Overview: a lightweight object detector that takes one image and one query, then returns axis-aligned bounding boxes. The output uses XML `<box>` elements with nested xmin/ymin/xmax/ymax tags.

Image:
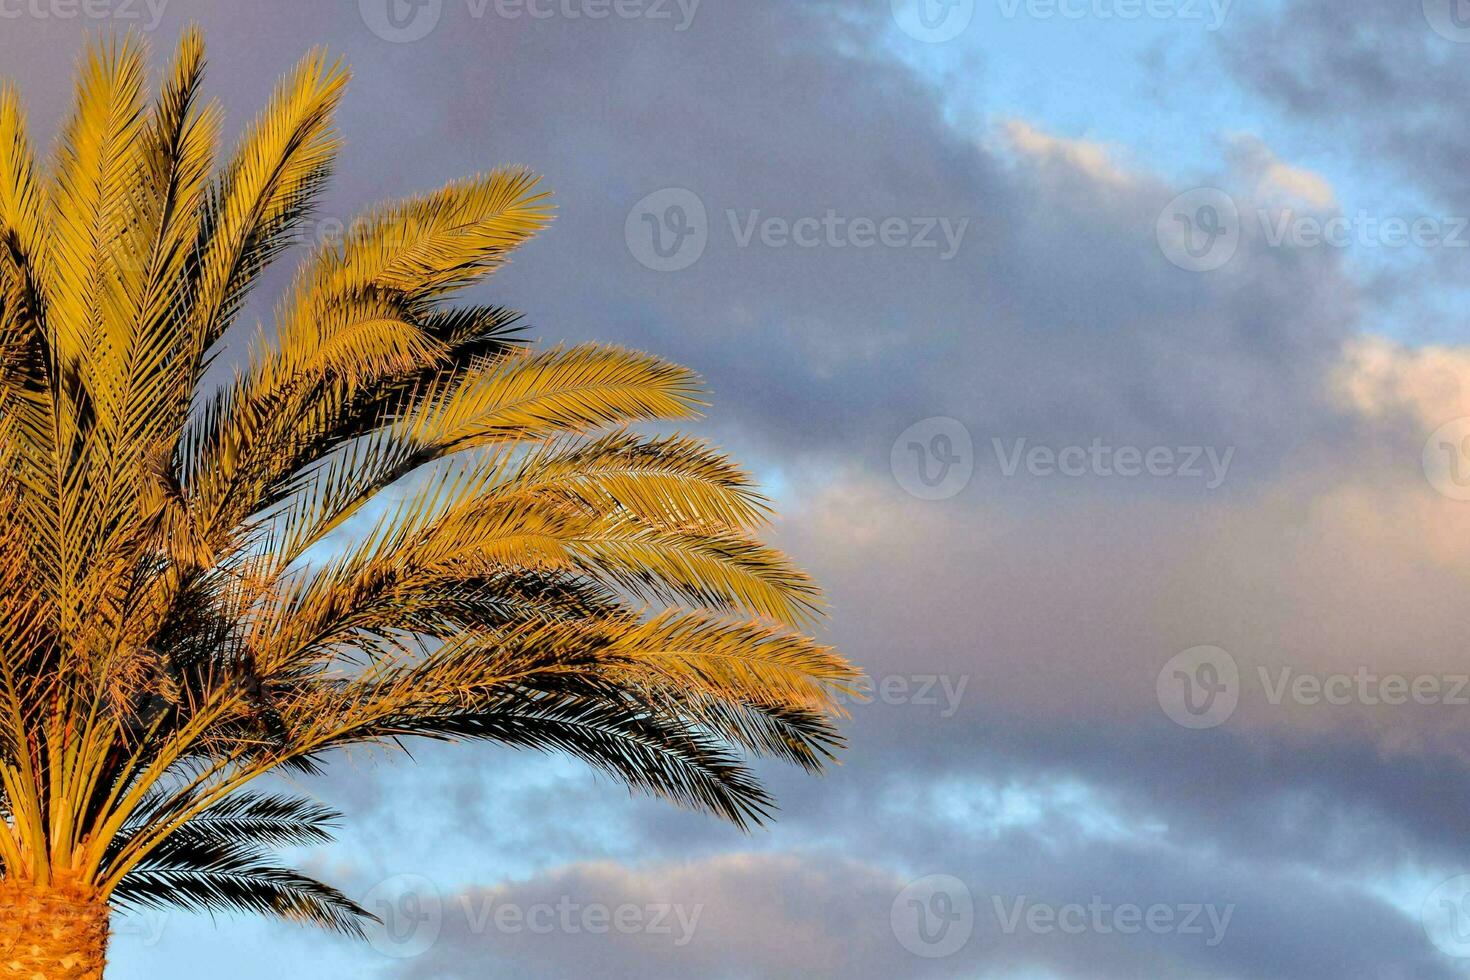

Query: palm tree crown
<box><xmin>0</xmin><ymin>27</ymin><xmax>858</xmax><ymax>957</ymax></box>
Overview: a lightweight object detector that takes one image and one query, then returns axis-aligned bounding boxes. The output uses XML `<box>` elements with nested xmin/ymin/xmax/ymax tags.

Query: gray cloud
<box><xmin>1222</xmin><ymin>0</ymin><xmax>1470</xmax><ymax>211</ymax></box>
<box><xmin>382</xmin><ymin>831</ymin><xmax>1454</xmax><ymax>980</ymax></box>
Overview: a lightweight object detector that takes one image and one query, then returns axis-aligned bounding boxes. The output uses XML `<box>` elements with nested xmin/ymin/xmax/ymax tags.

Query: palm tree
<box><xmin>0</xmin><ymin>29</ymin><xmax>858</xmax><ymax>977</ymax></box>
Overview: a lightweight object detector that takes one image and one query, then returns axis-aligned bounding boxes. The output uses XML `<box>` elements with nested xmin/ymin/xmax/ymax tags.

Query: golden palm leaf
<box><xmin>0</xmin><ymin>29</ymin><xmax>861</xmax><ymax>956</ymax></box>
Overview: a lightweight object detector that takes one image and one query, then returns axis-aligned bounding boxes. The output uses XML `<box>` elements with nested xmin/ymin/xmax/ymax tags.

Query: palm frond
<box><xmin>114</xmin><ymin>862</ymin><xmax>371</xmax><ymax>936</ymax></box>
<box><xmin>0</xmin><ymin>28</ymin><xmax>860</xmax><ymax>940</ymax></box>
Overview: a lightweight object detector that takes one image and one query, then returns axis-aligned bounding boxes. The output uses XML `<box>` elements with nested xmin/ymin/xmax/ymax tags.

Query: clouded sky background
<box><xmin>7</xmin><ymin>0</ymin><xmax>1470</xmax><ymax>976</ymax></box>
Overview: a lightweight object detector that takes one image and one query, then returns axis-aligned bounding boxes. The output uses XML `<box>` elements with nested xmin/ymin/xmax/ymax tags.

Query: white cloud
<box><xmin>1000</xmin><ymin>119</ymin><xmax>1135</xmax><ymax>187</ymax></box>
<box><xmin>1334</xmin><ymin>334</ymin><xmax>1470</xmax><ymax>430</ymax></box>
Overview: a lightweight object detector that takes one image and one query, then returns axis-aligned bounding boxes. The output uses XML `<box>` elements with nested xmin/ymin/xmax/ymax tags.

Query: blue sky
<box><xmin>9</xmin><ymin>0</ymin><xmax>1470</xmax><ymax>977</ymax></box>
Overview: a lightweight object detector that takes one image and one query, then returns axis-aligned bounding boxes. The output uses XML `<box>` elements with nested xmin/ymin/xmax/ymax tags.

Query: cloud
<box><xmin>1001</xmin><ymin>119</ymin><xmax>1135</xmax><ymax>187</ymax></box>
<box><xmin>1225</xmin><ymin>133</ymin><xmax>1336</xmax><ymax>210</ymax></box>
<box><xmin>385</xmin><ymin>818</ymin><xmax>1459</xmax><ymax>980</ymax></box>
<box><xmin>1222</xmin><ymin>0</ymin><xmax>1470</xmax><ymax>211</ymax></box>
<box><xmin>7</xmin><ymin>3</ymin><xmax>1470</xmax><ymax>978</ymax></box>
<box><xmin>1336</xmin><ymin>334</ymin><xmax>1470</xmax><ymax>430</ymax></box>
<box><xmin>394</xmin><ymin>854</ymin><xmax>909</xmax><ymax>980</ymax></box>
<box><xmin>303</xmin><ymin>4</ymin><xmax>1470</xmax><ymax>975</ymax></box>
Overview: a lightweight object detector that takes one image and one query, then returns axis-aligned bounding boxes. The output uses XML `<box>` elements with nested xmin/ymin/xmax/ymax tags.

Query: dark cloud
<box><xmin>445</xmin><ymin>0</ymin><xmax>1358</xmax><ymax>468</ymax></box>
<box><xmin>1222</xmin><ymin>0</ymin><xmax>1470</xmax><ymax>211</ymax></box>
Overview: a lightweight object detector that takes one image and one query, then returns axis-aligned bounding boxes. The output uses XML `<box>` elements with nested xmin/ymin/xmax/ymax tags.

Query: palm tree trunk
<box><xmin>0</xmin><ymin>878</ymin><xmax>108</xmax><ymax>979</ymax></box>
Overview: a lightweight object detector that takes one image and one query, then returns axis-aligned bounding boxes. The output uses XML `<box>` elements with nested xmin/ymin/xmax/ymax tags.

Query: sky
<box><xmin>6</xmin><ymin>0</ymin><xmax>1470</xmax><ymax>976</ymax></box>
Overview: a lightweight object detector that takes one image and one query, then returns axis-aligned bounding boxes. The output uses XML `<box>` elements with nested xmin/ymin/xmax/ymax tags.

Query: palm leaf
<box><xmin>0</xmin><ymin>29</ymin><xmax>861</xmax><ymax>941</ymax></box>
